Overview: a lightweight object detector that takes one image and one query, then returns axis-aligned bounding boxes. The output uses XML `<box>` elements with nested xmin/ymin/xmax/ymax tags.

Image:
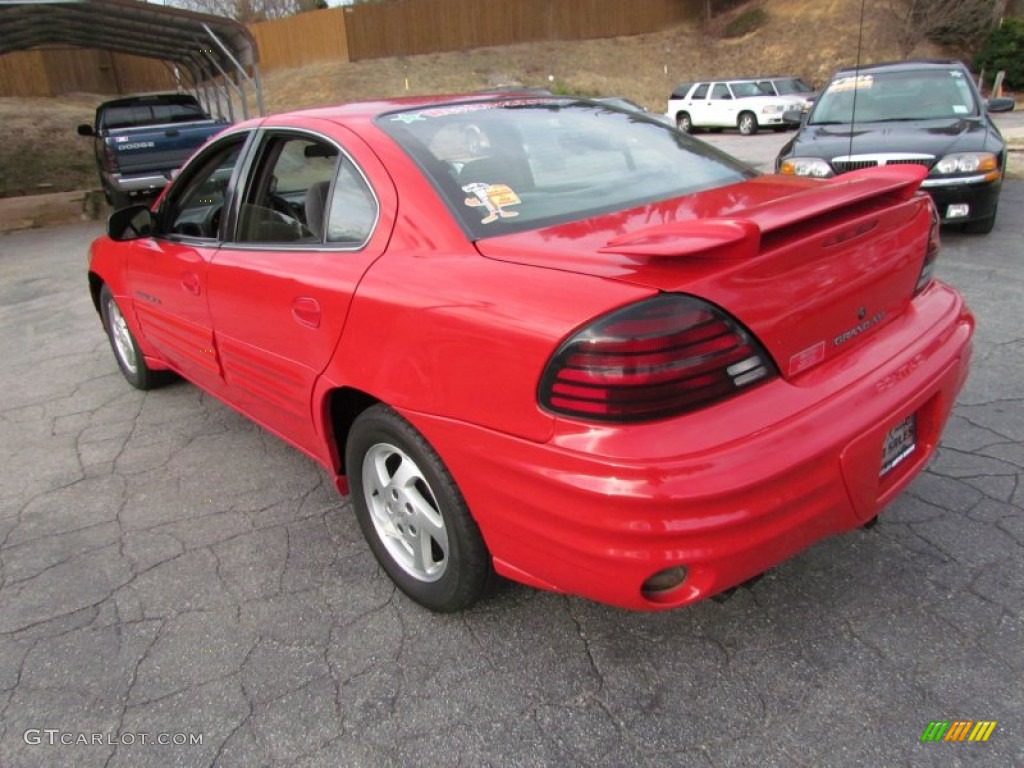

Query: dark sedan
<box><xmin>775</xmin><ymin>60</ymin><xmax>1015</xmax><ymax>234</ymax></box>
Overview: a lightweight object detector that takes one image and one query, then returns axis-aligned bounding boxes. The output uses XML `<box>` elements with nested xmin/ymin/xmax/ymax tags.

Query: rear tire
<box><xmin>738</xmin><ymin>111</ymin><xmax>758</xmax><ymax>135</ymax></box>
<box><xmin>676</xmin><ymin>112</ymin><xmax>693</xmax><ymax>133</ymax></box>
<box><xmin>346</xmin><ymin>404</ymin><xmax>494</xmax><ymax>612</ymax></box>
<box><xmin>105</xmin><ymin>186</ymin><xmax>132</xmax><ymax>210</ymax></box>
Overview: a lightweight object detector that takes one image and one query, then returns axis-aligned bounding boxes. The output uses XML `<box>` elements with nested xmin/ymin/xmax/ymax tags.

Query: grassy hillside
<box><xmin>0</xmin><ymin>0</ymin><xmax>964</xmax><ymax>197</ymax></box>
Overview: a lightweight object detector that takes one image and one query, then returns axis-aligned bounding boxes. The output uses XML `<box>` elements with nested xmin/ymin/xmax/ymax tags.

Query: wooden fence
<box><xmin>249</xmin><ymin>7</ymin><xmax>348</xmax><ymax>72</ymax></box>
<box><xmin>0</xmin><ymin>49</ymin><xmax>175</xmax><ymax>98</ymax></box>
<box><xmin>342</xmin><ymin>0</ymin><xmax>700</xmax><ymax>62</ymax></box>
<box><xmin>0</xmin><ymin>0</ymin><xmax>700</xmax><ymax>97</ymax></box>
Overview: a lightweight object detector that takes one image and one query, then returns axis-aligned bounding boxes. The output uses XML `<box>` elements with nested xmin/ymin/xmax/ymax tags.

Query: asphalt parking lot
<box><xmin>1</xmin><ymin>182</ymin><xmax>1022</xmax><ymax>767</ymax></box>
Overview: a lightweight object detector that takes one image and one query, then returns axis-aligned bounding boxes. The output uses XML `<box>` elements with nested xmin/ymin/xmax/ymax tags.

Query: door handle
<box><xmin>291</xmin><ymin>296</ymin><xmax>321</xmax><ymax>329</ymax></box>
<box><xmin>181</xmin><ymin>272</ymin><xmax>201</xmax><ymax>296</ymax></box>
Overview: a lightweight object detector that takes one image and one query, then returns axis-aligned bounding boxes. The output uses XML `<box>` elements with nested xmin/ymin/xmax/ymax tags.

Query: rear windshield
<box><xmin>101</xmin><ymin>101</ymin><xmax>209</xmax><ymax>130</ymax></box>
<box><xmin>377</xmin><ymin>99</ymin><xmax>753</xmax><ymax>239</ymax></box>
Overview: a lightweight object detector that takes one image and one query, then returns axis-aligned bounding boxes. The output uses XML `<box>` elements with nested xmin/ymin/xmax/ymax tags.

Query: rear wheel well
<box><xmin>326</xmin><ymin>387</ymin><xmax>379</xmax><ymax>475</ymax></box>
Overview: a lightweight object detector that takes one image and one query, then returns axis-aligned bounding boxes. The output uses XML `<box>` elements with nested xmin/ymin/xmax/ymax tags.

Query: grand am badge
<box><xmin>834</xmin><ymin>310</ymin><xmax>885</xmax><ymax>346</ymax></box>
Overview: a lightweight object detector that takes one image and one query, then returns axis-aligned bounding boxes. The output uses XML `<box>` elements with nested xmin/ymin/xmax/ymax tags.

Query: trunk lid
<box><xmin>474</xmin><ymin>166</ymin><xmax>934</xmax><ymax>379</ymax></box>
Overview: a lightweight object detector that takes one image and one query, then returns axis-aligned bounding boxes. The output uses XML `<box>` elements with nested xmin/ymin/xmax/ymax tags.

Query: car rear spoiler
<box><xmin>599</xmin><ymin>165</ymin><xmax>928</xmax><ymax>260</ymax></box>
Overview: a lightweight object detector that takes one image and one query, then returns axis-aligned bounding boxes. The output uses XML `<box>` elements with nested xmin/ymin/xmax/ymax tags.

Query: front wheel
<box><xmin>346</xmin><ymin>404</ymin><xmax>494</xmax><ymax>612</ymax></box>
<box><xmin>962</xmin><ymin>206</ymin><xmax>997</xmax><ymax>235</ymax></box>
<box><xmin>99</xmin><ymin>285</ymin><xmax>170</xmax><ymax>390</ymax></box>
<box><xmin>738</xmin><ymin>111</ymin><xmax>758</xmax><ymax>135</ymax></box>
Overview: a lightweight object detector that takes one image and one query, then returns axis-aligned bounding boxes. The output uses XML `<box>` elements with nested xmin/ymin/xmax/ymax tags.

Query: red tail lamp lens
<box><xmin>915</xmin><ymin>202</ymin><xmax>941</xmax><ymax>295</ymax></box>
<box><xmin>539</xmin><ymin>294</ymin><xmax>777</xmax><ymax>422</ymax></box>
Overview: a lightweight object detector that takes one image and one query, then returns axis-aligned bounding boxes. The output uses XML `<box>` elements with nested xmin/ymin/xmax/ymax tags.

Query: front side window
<box><xmin>237</xmin><ymin>135</ymin><xmax>338</xmax><ymax>244</ymax></box>
<box><xmin>379</xmin><ymin>99</ymin><xmax>753</xmax><ymax>240</ymax></box>
<box><xmin>234</xmin><ymin>132</ymin><xmax>378</xmax><ymax>248</ymax></box>
<box><xmin>159</xmin><ymin>134</ymin><xmax>247</xmax><ymax>240</ymax></box>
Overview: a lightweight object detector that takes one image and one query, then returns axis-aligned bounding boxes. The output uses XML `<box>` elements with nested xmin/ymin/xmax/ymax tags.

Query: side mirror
<box><xmin>986</xmin><ymin>97</ymin><xmax>1016</xmax><ymax>113</ymax></box>
<box><xmin>77</xmin><ymin>124</ymin><xmax>95</xmax><ymax>137</ymax></box>
<box><xmin>107</xmin><ymin>204</ymin><xmax>154</xmax><ymax>242</ymax></box>
<box><xmin>782</xmin><ymin>109</ymin><xmax>805</xmax><ymax>127</ymax></box>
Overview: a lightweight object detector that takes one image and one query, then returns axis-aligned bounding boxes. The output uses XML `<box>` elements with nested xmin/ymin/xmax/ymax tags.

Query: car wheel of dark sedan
<box><xmin>346</xmin><ymin>404</ymin><xmax>494</xmax><ymax>612</ymax></box>
<box><xmin>99</xmin><ymin>285</ymin><xmax>170</xmax><ymax>390</ymax></box>
<box><xmin>962</xmin><ymin>206</ymin><xmax>997</xmax><ymax>235</ymax></box>
<box><xmin>676</xmin><ymin>112</ymin><xmax>693</xmax><ymax>133</ymax></box>
<box><xmin>738</xmin><ymin>111</ymin><xmax>758</xmax><ymax>135</ymax></box>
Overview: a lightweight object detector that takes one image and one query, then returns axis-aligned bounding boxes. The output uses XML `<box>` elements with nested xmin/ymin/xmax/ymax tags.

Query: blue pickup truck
<box><xmin>77</xmin><ymin>93</ymin><xmax>228</xmax><ymax>208</ymax></box>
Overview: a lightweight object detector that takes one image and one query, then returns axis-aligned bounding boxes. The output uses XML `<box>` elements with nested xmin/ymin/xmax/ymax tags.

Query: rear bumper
<box><xmin>103</xmin><ymin>171</ymin><xmax>171</xmax><ymax>194</ymax></box>
<box><xmin>402</xmin><ymin>282</ymin><xmax>973</xmax><ymax>610</ymax></box>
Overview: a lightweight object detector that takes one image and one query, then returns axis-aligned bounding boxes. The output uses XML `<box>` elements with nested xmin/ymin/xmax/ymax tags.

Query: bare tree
<box><xmin>166</xmin><ymin>0</ymin><xmax>325</xmax><ymax>23</ymax></box>
<box><xmin>886</xmin><ymin>0</ymin><xmax>1002</xmax><ymax>57</ymax></box>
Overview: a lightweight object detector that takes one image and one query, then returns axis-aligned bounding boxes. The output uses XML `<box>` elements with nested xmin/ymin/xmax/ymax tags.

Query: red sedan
<box><xmin>87</xmin><ymin>93</ymin><xmax>974</xmax><ymax>612</ymax></box>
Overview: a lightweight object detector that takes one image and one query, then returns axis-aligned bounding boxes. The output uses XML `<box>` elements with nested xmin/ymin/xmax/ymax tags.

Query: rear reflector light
<box><xmin>101</xmin><ymin>144</ymin><xmax>118</xmax><ymax>173</ymax></box>
<box><xmin>539</xmin><ymin>294</ymin><xmax>777</xmax><ymax>422</ymax></box>
<box><xmin>915</xmin><ymin>202</ymin><xmax>940</xmax><ymax>295</ymax></box>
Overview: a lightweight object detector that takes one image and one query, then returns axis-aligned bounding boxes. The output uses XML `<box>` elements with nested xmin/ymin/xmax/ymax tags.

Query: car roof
<box><xmin>830</xmin><ymin>59</ymin><xmax>969</xmax><ymax>78</ymax></box>
<box><xmin>235</xmin><ymin>89</ymin><xmax>561</xmax><ymax>129</ymax></box>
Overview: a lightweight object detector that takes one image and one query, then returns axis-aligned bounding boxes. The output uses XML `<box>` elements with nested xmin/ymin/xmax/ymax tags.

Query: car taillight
<box><xmin>102</xmin><ymin>144</ymin><xmax>118</xmax><ymax>173</ymax></box>
<box><xmin>915</xmin><ymin>203</ymin><xmax>940</xmax><ymax>295</ymax></box>
<box><xmin>539</xmin><ymin>294</ymin><xmax>777</xmax><ymax>422</ymax></box>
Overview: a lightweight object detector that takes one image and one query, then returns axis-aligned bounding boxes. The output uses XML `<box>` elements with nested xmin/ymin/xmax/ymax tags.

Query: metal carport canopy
<box><xmin>0</xmin><ymin>0</ymin><xmax>264</xmax><ymax>120</ymax></box>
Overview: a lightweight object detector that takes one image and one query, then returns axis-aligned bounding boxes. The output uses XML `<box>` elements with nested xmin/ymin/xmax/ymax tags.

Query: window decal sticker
<box><xmin>462</xmin><ymin>183</ymin><xmax>521</xmax><ymax>224</ymax></box>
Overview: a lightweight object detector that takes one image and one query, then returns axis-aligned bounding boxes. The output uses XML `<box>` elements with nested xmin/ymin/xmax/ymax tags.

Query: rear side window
<box><xmin>670</xmin><ymin>83</ymin><xmax>695</xmax><ymax>99</ymax></box>
<box><xmin>691</xmin><ymin>83</ymin><xmax>709</xmax><ymax>99</ymax></box>
<box><xmin>379</xmin><ymin>99</ymin><xmax>753</xmax><ymax>240</ymax></box>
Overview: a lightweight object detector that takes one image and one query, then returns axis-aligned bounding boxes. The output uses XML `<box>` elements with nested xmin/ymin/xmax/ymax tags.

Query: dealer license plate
<box><xmin>880</xmin><ymin>413</ymin><xmax>916</xmax><ymax>476</ymax></box>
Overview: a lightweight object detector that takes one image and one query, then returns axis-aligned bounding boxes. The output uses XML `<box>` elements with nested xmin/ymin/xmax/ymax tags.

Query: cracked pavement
<box><xmin>1</xmin><ymin>183</ymin><xmax>1022</xmax><ymax>767</ymax></box>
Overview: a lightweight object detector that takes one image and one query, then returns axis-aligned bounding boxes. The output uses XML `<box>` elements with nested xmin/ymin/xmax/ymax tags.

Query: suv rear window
<box><xmin>378</xmin><ymin>98</ymin><xmax>753</xmax><ymax>239</ymax></box>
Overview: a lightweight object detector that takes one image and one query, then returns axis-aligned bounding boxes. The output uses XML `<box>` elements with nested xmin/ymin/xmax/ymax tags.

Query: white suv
<box><xmin>666</xmin><ymin>80</ymin><xmax>805</xmax><ymax>135</ymax></box>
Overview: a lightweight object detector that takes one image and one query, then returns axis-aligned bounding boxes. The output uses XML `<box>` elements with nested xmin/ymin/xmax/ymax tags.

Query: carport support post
<box><xmin>253</xmin><ymin>64</ymin><xmax>264</xmax><ymax>118</ymax></box>
<box><xmin>202</xmin><ymin>22</ymin><xmax>264</xmax><ymax>117</ymax></box>
<box><xmin>199</xmin><ymin>47</ymin><xmax>241</xmax><ymax>123</ymax></box>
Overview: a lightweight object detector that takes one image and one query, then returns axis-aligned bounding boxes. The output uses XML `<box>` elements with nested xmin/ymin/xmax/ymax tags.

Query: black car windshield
<box><xmin>809</xmin><ymin>69</ymin><xmax>979</xmax><ymax>125</ymax></box>
<box><xmin>378</xmin><ymin>99</ymin><xmax>753</xmax><ymax>239</ymax></box>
